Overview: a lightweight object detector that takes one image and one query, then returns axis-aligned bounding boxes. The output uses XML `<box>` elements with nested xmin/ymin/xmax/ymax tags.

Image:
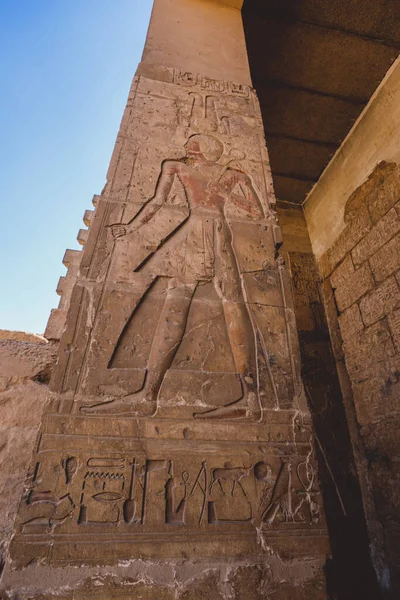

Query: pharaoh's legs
<box><xmin>194</xmin><ymin>220</ymin><xmax>261</xmax><ymax>420</ymax></box>
<box><xmin>139</xmin><ymin>278</ymin><xmax>196</xmax><ymax>402</ymax></box>
<box><xmin>81</xmin><ymin>278</ymin><xmax>196</xmax><ymax>415</ymax></box>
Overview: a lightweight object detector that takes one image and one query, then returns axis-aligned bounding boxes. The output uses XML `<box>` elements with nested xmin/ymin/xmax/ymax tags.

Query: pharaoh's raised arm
<box><xmin>111</xmin><ymin>160</ymin><xmax>179</xmax><ymax>239</ymax></box>
<box><xmin>227</xmin><ymin>170</ymin><xmax>265</xmax><ymax>219</ymax></box>
<box><xmin>153</xmin><ymin>160</ymin><xmax>179</xmax><ymax>204</ymax></box>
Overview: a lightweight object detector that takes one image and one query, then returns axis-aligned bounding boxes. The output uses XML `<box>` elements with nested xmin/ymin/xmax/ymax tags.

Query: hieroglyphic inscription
<box><xmin>173</xmin><ymin>69</ymin><xmax>254</xmax><ymax>99</ymax></box>
<box><xmin>17</xmin><ymin>453</ymin><xmax>321</xmax><ymax>534</ymax></box>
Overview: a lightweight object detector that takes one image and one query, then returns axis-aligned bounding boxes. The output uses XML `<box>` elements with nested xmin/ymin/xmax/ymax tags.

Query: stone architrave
<box><xmin>4</xmin><ymin>63</ymin><xmax>329</xmax><ymax>596</ymax></box>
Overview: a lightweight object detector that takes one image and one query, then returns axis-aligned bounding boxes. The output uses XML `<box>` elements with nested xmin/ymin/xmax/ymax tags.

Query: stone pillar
<box><xmin>1</xmin><ymin>2</ymin><xmax>329</xmax><ymax>597</ymax></box>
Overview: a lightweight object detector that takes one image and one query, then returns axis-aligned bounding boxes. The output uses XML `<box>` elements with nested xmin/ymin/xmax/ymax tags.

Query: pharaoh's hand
<box><xmin>110</xmin><ymin>224</ymin><xmax>127</xmax><ymax>239</ymax></box>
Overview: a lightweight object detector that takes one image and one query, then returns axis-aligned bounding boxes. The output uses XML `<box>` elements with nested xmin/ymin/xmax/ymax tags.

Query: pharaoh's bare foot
<box><xmin>80</xmin><ymin>391</ymin><xmax>157</xmax><ymax>416</ymax></box>
<box><xmin>193</xmin><ymin>393</ymin><xmax>261</xmax><ymax>421</ymax></box>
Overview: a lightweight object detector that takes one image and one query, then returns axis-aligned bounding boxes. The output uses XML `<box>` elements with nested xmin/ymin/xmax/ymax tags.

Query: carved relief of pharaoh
<box><xmin>82</xmin><ymin>134</ymin><xmax>272</xmax><ymax>419</ymax></box>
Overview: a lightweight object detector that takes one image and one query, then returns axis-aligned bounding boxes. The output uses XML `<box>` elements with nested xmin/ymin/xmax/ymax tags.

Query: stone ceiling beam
<box><xmin>243</xmin><ymin>0</ymin><xmax>399</xmax><ymax>204</ymax></box>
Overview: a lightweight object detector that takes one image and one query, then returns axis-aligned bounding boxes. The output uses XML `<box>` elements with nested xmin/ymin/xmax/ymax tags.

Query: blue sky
<box><xmin>0</xmin><ymin>0</ymin><xmax>153</xmax><ymax>333</ymax></box>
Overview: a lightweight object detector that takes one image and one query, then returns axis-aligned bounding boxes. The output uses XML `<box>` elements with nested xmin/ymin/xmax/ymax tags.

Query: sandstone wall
<box><xmin>0</xmin><ymin>332</ymin><xmax>58</xmax><ymax>569</ymax></box>
<box><xmin>304</xmin><ymin>56</ymin><xmax>400</xmax><ymax>597</ymax></box>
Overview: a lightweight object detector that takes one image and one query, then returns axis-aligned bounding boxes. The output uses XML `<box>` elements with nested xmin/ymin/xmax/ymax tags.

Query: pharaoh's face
<box><xmin>184</xmin><ymin>138</ymin><xmax>203</xmax><ymax>158</ymax></box>
<box><xmin>184</xmin><ymin>135</ymin><xmax>223</xmax><ymax>163</ymax></box>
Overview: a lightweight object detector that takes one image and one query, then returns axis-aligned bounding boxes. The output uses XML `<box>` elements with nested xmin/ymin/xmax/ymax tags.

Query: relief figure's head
<box><xmin>184</xmin><ymin>134</ymin><xmax>224</xmax><ymax>164</ymax></box>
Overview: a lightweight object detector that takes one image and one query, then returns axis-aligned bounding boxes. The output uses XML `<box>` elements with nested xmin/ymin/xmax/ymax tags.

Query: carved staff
<box><xmin>123</xmin><ymin>459</ymin><xmax>136</xmax><ymax>524</ymax></box>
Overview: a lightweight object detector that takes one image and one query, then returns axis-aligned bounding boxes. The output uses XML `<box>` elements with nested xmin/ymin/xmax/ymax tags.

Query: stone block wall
<box><xmin>301</xmin><ymin>54</ymin><xmax>400</xmax><ymax>597</ymax></box>
<box><xmin>277</xmin><ymin>202</ymin><xmax>381</xmax><ymax>600</ymax></box>
<box><xmin>318</xmin><ymin>162</ymin><xmax>400</xmax><ymax>594</ymax></box>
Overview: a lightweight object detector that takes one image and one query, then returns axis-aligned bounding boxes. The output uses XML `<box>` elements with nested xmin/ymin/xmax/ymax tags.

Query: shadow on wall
<box><xmin>286</xmin><ymin>249</ymin><xmax>382</xmax><ymax>600</ymax></box>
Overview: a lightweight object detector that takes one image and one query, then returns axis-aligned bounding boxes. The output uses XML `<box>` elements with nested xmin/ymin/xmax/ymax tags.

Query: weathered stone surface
<box><xmin>0</xmin><ymin>556</ymin><xmax>330</xmax><ymax>599</ymax></box>
<box><xmin>330</xmin><ymin>254</ymin><xmax>354</xmax><ymax>290</ymax></box>
<box><xmin>0</xmin><ymin>337</ymin><xmax>57</xmax><ymax>391</ymax></box>
<box><xmin>0</xmin><ymin>383</ymin><xmax>49</xmax><ymax>557</ymax></box>
<box><xmin>338</xmin><ymin>303</ymin><xmax>364</xmax><ymax>344</ymax></box>
<box><xmin>351</xmin><ymin>206</ymin><xmax>400</xmax><ymax>267</ymax></box>
<box><xmin>366</xmin><ymin>162</ymin><xmax>400</xmax><ymax>223</ymax></box>
<box><xmin>359</xmin><ymin>276</ymin><xmax>400</xmax><ymax>326</ymax></box>
<box><xmin>0</xmin><ymin>329</ymin><xmax>47</xmax><ymax>343</ymax></box>
<box><xmin>0</xmin><ymin>337</ymin><xmax>58</xmax><ymax>569</ymax></box>
<box><xmin>314</xmin><ymin>163</ymin><xmax>400</xmax><ymax>275</ymax></box>
<box><xmin>333</xmin><ymin>262</ymin><xmax>374</xmax><ymax>312</ymax></box>
<box><xmin>44</xmin><ymin>307</ymin><xmax>67</xmax><ymax>340</ymax></box>
<box><xmin>228</xmin><ymin>562</ymin><xmax>325</xmax><ymax>599</ymax></box>
<box><xmin>179</xmin><ymin>573</ymin><xmax>225</xmax><ymax>600</ymax></box>
<box><xmin>342</xmin><ymin>320</ymin><xmax>396</xmax><ymax>383</ymax></box>
<box><xmin>369</xmin><ymin>232</ymin><xmax>400</xmax><ymax>282</ymax></box>
<box><xmin>318</xmin><ymin>205</ymin><xmax>372</xmax><ymax>277</ymax></box>
<box><xmin>353</xmin><ymin>359</ymin><xmax>400</xmax><ymax>426</ymax></box>
<box><xmin>388</xmin><ymin>306</ymin><xmax>400</xmax><ymax>352</ymax></box>
<box><xmin>310</xmin><ymin>159</ymin><xmax>400</xmax><ymax>596</ymax></box>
